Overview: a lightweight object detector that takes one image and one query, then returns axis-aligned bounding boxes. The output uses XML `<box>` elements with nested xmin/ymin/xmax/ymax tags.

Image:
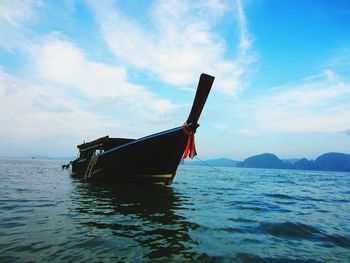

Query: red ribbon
<box><xmin>182</xmin><ymin>123</ymin><xmax>197</xmax><ymax>159</ymax></box>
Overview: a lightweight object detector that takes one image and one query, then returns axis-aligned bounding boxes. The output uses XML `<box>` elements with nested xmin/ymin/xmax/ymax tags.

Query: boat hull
<box><xmin>71</xmin><ymin>126</ymin><xmax>188</xmax><ymax>185</ymax></box>
<box><xmin>71</xmin><ymin>73</ymin><xmax>215</xmax><ymax>185</ymax></box>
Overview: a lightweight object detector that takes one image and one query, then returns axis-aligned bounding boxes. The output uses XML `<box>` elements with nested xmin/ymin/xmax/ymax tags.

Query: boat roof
<box><xmin>77</xmin><ymin>136</ymin><xmax>134</xmax><ymax>150</ymax></box>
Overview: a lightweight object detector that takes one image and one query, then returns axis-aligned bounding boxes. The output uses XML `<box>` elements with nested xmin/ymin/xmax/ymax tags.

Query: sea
<box><xmin>0</xmin><ymin>158</ymin><xmax>349</xmax><ymax>262</ymax></box>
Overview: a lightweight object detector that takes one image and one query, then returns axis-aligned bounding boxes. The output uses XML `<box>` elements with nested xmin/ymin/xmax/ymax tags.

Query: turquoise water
<box><xmin>0</xmin><ymin>158</ymin><xmax>349</xmax><ymax>262</ymax></box>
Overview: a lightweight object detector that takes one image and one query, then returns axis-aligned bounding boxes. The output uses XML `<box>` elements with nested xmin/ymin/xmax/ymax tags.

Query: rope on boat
<box><xmin>193</xmin><ymin>156</ymin><xmax>228</xmax><ymax>176</ymax></box>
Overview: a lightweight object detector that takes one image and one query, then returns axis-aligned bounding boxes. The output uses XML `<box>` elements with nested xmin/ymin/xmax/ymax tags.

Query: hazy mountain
<box><xmin>293</xmin><ymin>158</ymin><xmax>314</xmax><ymax>170</ymax></box>
<box><xmin>313</xmin><ymin>152</ymin><xmax>350</xmax><ymax>172</ymax></box>
<box><xmin>237</xmin><ymin>153</ymin><xmax>287</xmax><ymax>169</ymax></box>
<box><xmin>237</xmin><ymin>152</ymin><xmax>350</xmax><ymax>172</ymax></box>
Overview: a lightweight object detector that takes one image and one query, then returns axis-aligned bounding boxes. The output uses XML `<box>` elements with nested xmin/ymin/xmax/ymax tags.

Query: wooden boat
<box><xmin>71</xmin><ymin>73</ymin><xmax>215</xmax><ymax>185</ymax></box>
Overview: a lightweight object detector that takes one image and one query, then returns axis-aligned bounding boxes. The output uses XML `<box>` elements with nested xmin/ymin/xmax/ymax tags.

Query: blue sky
<box><xmin>0</xmin><ymin>0</ymin><xmax>349</xmax><ymax>160</ymax></box>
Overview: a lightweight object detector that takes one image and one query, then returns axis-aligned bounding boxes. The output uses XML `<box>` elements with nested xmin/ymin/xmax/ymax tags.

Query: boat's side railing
<box><xmin>80</xmin><ymin>143</ymin><xmax>104</xmax><ymax>153</ymax></box>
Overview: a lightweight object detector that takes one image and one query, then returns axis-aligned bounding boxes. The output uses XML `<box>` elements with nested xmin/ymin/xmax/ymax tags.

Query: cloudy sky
<box><xmin>0</xmin><ymin>0</ymin><xmax>349</xmax><ymax>160</ymax></box>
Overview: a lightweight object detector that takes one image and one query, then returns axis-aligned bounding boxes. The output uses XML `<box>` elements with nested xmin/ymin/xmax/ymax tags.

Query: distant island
<box><xmin>185</xmin><ymin>152</ymin><xmax>350</xmax><ymax>172</ymax></box>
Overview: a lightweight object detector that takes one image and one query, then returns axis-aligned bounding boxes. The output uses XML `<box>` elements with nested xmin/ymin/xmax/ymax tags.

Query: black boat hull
<box><xmin>72</xmin><ymin>126</ymin><xmax>188</xmax><ymax>185</ymax></box>
<box><xmin>71</xmin><ymin>73</ymin><xmax>215</xmax><ymax>185</ymax></box>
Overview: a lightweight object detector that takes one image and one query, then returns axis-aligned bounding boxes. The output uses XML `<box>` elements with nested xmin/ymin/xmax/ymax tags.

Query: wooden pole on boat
<box><xmin>186</xmin><ymin>73</ymin><xmax>215</xmax><ymax>127</ymax></box>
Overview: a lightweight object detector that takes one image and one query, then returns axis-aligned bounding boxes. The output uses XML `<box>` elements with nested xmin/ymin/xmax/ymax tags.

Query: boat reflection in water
<box><xmin>71</xmin><ymin>181</ymin><xmax>199</xmax><ymax>260</ymax></box>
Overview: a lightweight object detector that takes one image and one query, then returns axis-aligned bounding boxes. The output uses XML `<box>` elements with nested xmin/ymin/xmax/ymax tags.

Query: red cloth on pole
<box><xmin>182</xmin><ymin>124</ymin><xmax>197</xmax><ymax>159</ymax></box>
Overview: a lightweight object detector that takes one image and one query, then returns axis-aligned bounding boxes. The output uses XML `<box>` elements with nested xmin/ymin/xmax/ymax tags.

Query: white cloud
<box><xmin>0</xmin><ymin>0</ymin><xmax>257</xmax><ymax>156</ymax></box>
<box><xmin>32</xmin><ymin>37</ymin><xmax>179</xmax><ymax>118</ymax></box>
<box><xmin>34</xmin><ymin>37</ymin><xmax>129</xmax><ymax>98</ymax></box>
<box><xmin>0</xmin><ymin>36</ymin><xmax>187</xmax><ymax>156</ymax></box>
<box><xmin>0</xmin><ymin>68</ymin><xmax>179</xmax><ymax>156</ymax></box>
<box><xmin>0</xmin><ymin>0</ymin><xmax>40</xmax><ymax>51</ymax></box>
<box><xmin>88</xmin><ymin>0</ymin><xmax>254</xmax><ymax>95</ymax></box>
<box><xmin>254</xmin><ymin>71</ymin><xmax>350</xmax><ymax>133</ymax></box>
<box><xmin>236</xmin><ymin>0</ymin><xmax>251</xmax><ymax>51</ymax></box>
<box><xmin>0</xmin><ymin>70</ymin><xmax>112</xmax><ymax>143</ymax></box>
<box><xmin>0</xmin><ymin>0</ymin><xmax>37</xmax><ymax>25</ymax></box>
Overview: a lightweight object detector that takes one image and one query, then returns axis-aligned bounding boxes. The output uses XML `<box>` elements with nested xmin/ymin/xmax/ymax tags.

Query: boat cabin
<box><xmin>77</xmin><ymin>136</ymin><xmax>134</xmax><ymax>160</ymax></box>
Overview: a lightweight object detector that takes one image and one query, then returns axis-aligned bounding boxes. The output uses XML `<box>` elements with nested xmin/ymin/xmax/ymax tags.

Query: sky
<box><xmin>0</xmin><ymin>0</ymin><xmax>349</xmax><ymax>160</ymax></box>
